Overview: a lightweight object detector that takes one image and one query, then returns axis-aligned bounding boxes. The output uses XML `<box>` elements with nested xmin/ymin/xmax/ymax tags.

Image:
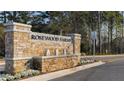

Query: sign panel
<box><xmin>31</xmin><ymin>33</ymin><xmax>72</xmax><ymax>42</ymax></box>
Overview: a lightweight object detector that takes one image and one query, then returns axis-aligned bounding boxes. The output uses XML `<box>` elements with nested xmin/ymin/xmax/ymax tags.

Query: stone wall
<box><xmin>4</xmin><ymin>22</ymin><xmax>81</xmax><ymax>74</ymax></box>
<box><xmin>31</xmin><ymin>32</ymin><xmax>73</xmax><ymax>56</ymax></box>
<box><xmin>5</xmin><ymin>59</ymin><xmax>30</xmax><ymax>74</ymax></box>
<box><xmin>4</xmin><ymin>22</ymin><xmax>32</xmax><ymax>74</ymax></box>
<box><xmin>32</xmin><ymin>55</ymin><xmax>80</xmax><ymax>73</ymax></box>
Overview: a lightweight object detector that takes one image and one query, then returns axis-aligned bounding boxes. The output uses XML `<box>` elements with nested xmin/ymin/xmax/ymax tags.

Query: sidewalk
<box><xmin>21</xmin><ymin>61</ymin><xmax>105</xmax><ymax>81</ymax></box>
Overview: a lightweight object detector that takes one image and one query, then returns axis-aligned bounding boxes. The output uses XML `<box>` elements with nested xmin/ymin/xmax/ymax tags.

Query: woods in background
<box><xmin>0</xmin><ymin>11</ymin><xmax>124</xmax><ymax>56</ymax></box>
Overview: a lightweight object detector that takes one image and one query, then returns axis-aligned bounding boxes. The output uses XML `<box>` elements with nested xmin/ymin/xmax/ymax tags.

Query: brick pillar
<box><xmin>68</xmin><ymin>34</ymin><xmax>81</xmax><ymax>55</ymax></box>
<box><xmin>4</xmin><ymin>22</ymin><xmax>32</xmax><ymax>74</ymax></box>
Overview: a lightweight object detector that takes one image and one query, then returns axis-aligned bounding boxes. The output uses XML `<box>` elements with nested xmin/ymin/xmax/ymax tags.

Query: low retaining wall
<box><xmin>32</xmin><ymin>55</ymin><xmax>80</xmax><ymax>73</ymax></box>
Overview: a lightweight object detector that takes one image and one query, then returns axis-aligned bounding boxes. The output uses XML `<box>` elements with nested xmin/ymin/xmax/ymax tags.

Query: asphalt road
<box><xmin>51</xmin><ymin>58</ymin><xmax>124</xmax><ymax>81</ymax></box>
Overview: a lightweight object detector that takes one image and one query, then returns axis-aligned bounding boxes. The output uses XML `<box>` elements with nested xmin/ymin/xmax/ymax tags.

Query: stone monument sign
<box><xmin>4</xmin><ymin>22</ymin><xmax>81</xmax><ymax>74</ymax></box>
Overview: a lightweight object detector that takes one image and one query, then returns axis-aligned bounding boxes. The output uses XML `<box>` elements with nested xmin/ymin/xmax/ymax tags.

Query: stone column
<box><xmin>68</xmin><ymin>34</ymin><xmax>81</xmax><ymax>55</ymax></box>
<box><xmin>4</xmin><ymin>22</ymin><xmax>32</xmax><ymax>74</ymax></box>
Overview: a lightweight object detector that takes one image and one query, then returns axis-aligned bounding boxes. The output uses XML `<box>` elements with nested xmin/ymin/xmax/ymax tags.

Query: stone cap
<box><xmin>32</xmin><ymin>54</ymin><xmax>80</xmax><ymax>59</ymax></box>
<box><xmin>4</xmin><ymin>22</ymin><xmax>32</xmax><ymax>32</ymax></box>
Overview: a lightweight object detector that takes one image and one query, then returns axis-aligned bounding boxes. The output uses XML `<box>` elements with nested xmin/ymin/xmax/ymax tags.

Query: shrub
<box><xmin>14</xmin><ymin>73</ymin><xmax>21</xmax><ymax>80</ymax></box>
<box><xmin>80</xmin><ymin>59</ymin><xmax>95</xmax><ymax>65</ymax></box>
<box><xmin>80</xmin><ymin>60</ymin><xmax>87</xmax><ymax>64</ymax></box>
<box><xmin>20</xmin><ymin>71</ymin><xmax>29</xmax><ymax>78</ymax></box>
<box><xmin>1</xmin><ymin>74</ymin><xmax>15</xmax><ymax>81</ymax></box>
<box><xmin>27</xmin><ymin>70</ymin><xmax>33</xmax><ymax>76</ymax></box>
<box><xmin>1</xmin><ymin>70</ymin><xmax>41</xmax><ymax>81</ymax></box>
<box><xmin>2</xmin><ymin>77</ymin><xmax>7</xmax><ymax>81</ymax></box>
<box><xmin>20</xmin><ymin>70</ymin><xmax>40</xmax><ymax>78</ymax></box>
<box><xmin>6</xmin><ymin>75</ymin><xmax>15</xmax><ymax>81</ymax></box>
<box><xmin>31</xmin><ymin>70</ymin><xmax>40</xmax><ymax>76</ymax></box>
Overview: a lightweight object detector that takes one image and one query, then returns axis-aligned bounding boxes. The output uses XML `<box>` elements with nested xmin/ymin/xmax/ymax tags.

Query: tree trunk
<box><xmin>98</xmin><ymin>11</ymin><xmax>102</xmax><ymax>54</ymax></box>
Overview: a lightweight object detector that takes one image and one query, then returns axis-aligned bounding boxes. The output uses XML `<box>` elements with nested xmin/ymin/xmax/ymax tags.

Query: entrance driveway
<box><xmin>51</xmin><ymin>58</ymin><xmax>124</xmax><ymax>81</ymax></box>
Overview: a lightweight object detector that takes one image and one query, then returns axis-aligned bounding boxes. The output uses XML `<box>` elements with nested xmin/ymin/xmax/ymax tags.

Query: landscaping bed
<box><xmin>0</xmin><ymin>70</ymin><xmax>40</xmax><ymax>81</ymax></box>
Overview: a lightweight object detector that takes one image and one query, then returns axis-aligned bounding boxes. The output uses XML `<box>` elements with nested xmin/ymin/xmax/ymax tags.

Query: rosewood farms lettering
<box><xmin>31</xmin><ymin>34</ymin><xmax>72</xmax><ymax>42</ymax></box>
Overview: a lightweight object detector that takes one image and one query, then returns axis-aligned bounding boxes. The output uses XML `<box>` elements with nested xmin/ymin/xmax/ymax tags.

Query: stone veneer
<box><xmin>42</xmin><ymin>56</ymin><xmax>79</xmax><ymax>73</ymax></box>
<box><xmin>4</xmin><ymin>22</ymin><xmax>81</xmax><ymax>74</ymax></box>
<box><xmin>33</xmin><ymin>55</ymin><xmax>80</xmax><ymax>73</ymax></box>
<box><xmin>31</xmin><ymin>32</ymin><xmax>74</xmax><ymax>56</ymax></box>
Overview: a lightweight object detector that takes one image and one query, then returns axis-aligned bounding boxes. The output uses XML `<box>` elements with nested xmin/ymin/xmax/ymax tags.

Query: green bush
<box><xmin>27</xmin><ymin>70</ymin><xmax>33</xmax><ymax>76</ymax></box>
<box><xmin>20</xmin><ymin>71</ymin><xmax>29</xmax><ymax>78</ymax></box>
<box><xmin>1</xmin><ymin>74</ymin><xmax>15</xmax><ymax>81</ymax></box>
<box><xmin>31</xmin><ymin>70</ymin><xmax>40</xmax><ymax>76</ymax></box>
<box><xmin>14</xmin><ymin>73</ymin><xmax>21</xmax><ymax>80</ymax></box>
<box><xmin>80</xmin><ymin>59</ymin><xmax>95</xmax><ymax>65</ymax></box>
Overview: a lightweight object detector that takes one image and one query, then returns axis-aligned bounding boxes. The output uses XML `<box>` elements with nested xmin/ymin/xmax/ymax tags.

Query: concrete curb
<box><xmin>81</xmin><ymin>55</ymin><xmax>124</xmax><ymax>58</ymax></box>
<box><xmin>21</xmin><ymin>61</ymin><xmax>105</xmax><ymax>81</ymax></box>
